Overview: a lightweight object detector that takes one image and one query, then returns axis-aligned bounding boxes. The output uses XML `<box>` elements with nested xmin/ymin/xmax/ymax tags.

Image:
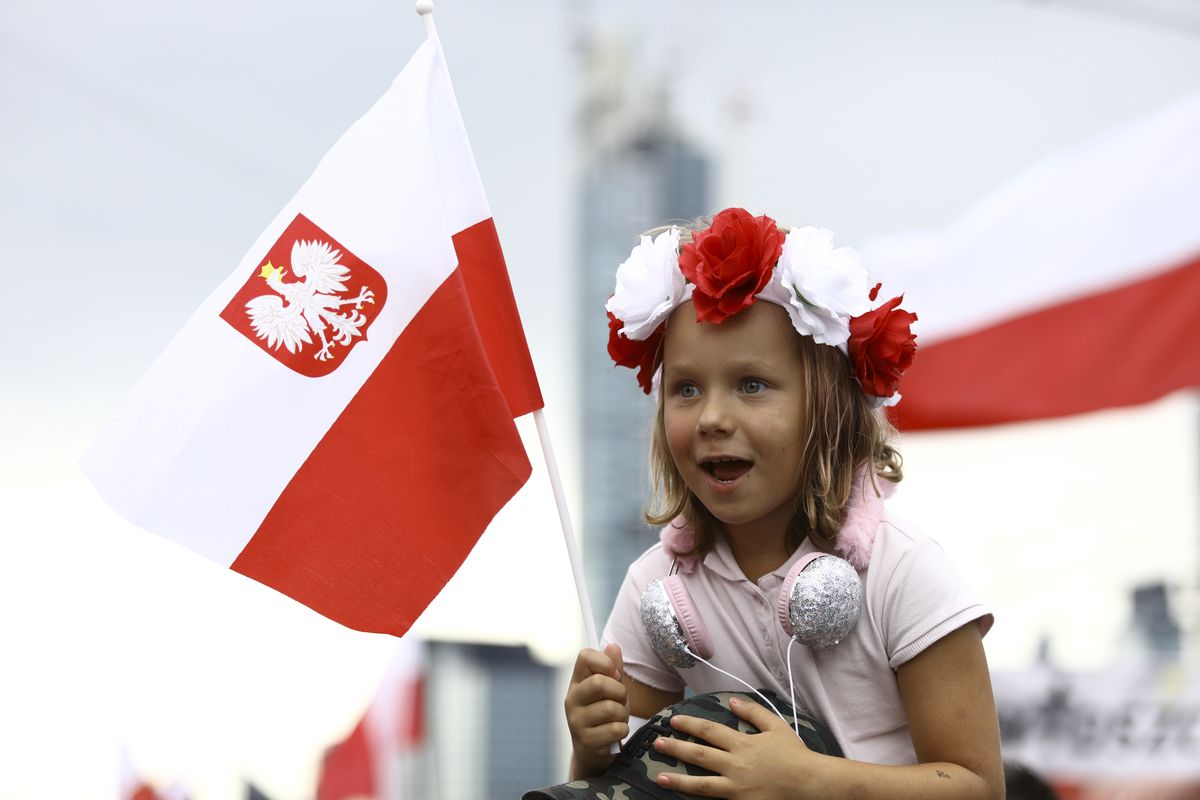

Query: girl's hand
<box><xmin>564</xmin><ymin>643</ymin><xmax>629</xmax><ymax>778</ymax></box>
<box><xmin>652</xmin><ymin>697</ymin><xmax>822</xmax><ymax>800</ymax></box>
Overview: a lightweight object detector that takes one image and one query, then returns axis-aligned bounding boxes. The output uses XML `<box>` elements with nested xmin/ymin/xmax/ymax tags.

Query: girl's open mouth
<box><xmin>702</xmin><ymin>457</ymin><xmax>753</xmax><ymax>483</ymax></box>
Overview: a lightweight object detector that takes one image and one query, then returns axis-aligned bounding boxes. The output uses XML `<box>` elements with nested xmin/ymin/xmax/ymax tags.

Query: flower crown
<box><xmin>604</xmin><ymin>207</ymin><xmax>917</xmax><ymax>406</ymax></box>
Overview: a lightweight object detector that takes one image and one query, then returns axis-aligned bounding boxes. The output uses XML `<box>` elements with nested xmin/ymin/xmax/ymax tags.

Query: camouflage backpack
<box><xmin>523</xmin><ymin>690</ymin><xmax>842</xmax><ymax>800</ymax></box>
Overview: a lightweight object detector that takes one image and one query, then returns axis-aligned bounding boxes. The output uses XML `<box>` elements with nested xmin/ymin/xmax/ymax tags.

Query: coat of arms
<box><xmin>221</xmin><ymin>214</ymin><xmax>387</xmax><ymax>377</ymax></box>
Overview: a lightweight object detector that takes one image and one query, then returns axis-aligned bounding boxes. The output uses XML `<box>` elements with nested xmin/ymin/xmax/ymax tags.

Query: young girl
<box><xmin>564</xmin><ymin>208</ymin><xmax>1003</xmax><ymax>798</ymax></box>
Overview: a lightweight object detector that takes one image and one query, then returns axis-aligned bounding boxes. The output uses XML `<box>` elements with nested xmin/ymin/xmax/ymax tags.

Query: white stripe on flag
<box><xmin>862</xmin><ymin>91</ymin><xmax>1200</xmax><ymax>344</ymax></box>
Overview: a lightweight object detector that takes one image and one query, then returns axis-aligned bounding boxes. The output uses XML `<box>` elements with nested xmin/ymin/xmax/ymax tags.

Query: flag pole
<box><xmin>416</xmin><ymin>0</ymin><xmax>437</xmax><ymax>38</ymax></box>
<box><xmin>413</xmin><ymin>0</ymin><xmax>602</xmax><ymax>653</ymax></box>
<box><xmin>529</xmin><ymin>414</ymin><xmax>617</xmax><ymax>755</ymax></box>
<box><xmin>533</xmin><ymin>409</ymin><xmax>602</xmax><ymax>650</ymax></box>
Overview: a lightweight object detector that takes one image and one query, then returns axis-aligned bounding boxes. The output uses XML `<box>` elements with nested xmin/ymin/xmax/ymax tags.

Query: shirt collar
<box><xmin>703</xmin><ymin>531</ymin><xmax>817</xmax><ymax>585</ymax></box>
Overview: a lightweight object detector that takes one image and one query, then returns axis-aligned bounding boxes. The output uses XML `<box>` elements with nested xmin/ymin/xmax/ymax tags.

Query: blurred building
<box><xmin>425</xmin><ymin>642</ymin><xmax>558</xmax><ymax>800</ymax></box>
<box><xmin>318</xmin><ymin>639</ymin><xmax>558</xmax><ymax>800</ymax></box>
<box><xmin>576</xmin><ymin>34</ymin><xmax>711</xmax><ymax>623</ymax></box>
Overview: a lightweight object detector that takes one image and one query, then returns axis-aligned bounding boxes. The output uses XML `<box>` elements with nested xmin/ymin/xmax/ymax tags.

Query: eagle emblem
<box><xmin>248</xmin><ymin>240</ymin><xmax>375</xmax><ymax>362</ymax></box>
<box><xmin>221</xmin><ymin>213</ymin><xmax>387</xmax><ymax>377</ymax></box>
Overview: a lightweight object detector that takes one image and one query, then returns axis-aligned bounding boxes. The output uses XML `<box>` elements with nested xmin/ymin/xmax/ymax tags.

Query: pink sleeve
<box><xmin>876</xmin><ymin>536</ymin><xmax>993</xmax><ymax>670</ymax></box>
<box><xmin>600</xmin><ymin>546</ymin><xmax>686</xmax><ymax>693</ymax></box>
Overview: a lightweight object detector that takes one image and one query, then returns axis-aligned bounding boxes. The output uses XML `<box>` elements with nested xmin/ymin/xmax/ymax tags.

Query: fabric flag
<box><xmin>317</xmin><ymin>638</ymin><xmax>427</xmax><ymax>800</ymax></box>
<box><xmin>82</xmin><ymin>36</ymin><xmax>543</xmax><ymax>636</ymax></box>
<box><xmin>861</xmin><ymin>91</ymin><xmax>1200</xmax><ymax>430</ymax></box>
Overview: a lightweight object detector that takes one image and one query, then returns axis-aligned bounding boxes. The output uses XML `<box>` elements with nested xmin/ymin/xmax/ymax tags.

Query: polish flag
<box><xmin>317</xmin><ymin>638</ymin><xmax>427</xmax><ymax>800</ymax></box>
<box><xmin>863</xmin><ymin>91</ymin><xmax>1200</xmax><ymax>430</ymax></box>
<box><xmin>82</xmin><ymin>36</ymin><xmax>542</xmax><ymax>636</ymax></box>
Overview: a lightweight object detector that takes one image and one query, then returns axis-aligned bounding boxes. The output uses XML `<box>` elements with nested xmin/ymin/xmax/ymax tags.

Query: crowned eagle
<box><xmin>245</xmin><ymin>239</ymin><xmax>375</xmax><ymax>362</ymax></box>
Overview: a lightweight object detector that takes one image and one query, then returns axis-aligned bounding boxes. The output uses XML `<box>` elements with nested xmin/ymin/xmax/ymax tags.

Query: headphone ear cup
<box><xmin>777</xmin><ymin>552</ymin><xmax>826</xmax><ymax>637</ymax></box>
<box><xmin>662</xmin><ymin>575</ymin><xmax>714</xmax><ymax>660</ymax></box>
<box><xmin>640</xmin><ymin>576</ymin><xmax>714</xmax><ymax>668</ymax></box>
<box><xmin>777</xmin><ymin>553</ymin><xmax>863</xmax><ymax>648</ymax></box>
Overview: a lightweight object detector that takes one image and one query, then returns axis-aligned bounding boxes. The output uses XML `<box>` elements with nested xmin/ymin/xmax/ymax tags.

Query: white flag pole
<box><xmin>416</xmin><ymin>0</ymin><xmax>437</xmax><ymax>38</ymax></box>
<box><xmin>533</xmin><ymin>409</ymin><xmax>601</xmax><ymax>650</ymax></box>
<box><xmin>532</xmin><ymin>411</ymin><xmax>619</xmax><ymax>754</ymax></box>
<box><xmin>414</xmin><ymin>0</ymin><xmax>602</xmax><ymax>652</ymax></box>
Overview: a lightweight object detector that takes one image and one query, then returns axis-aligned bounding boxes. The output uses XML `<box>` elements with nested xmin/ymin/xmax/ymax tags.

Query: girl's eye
<box><xmin>677</xmin><ymin>383</ymin><xmax>699</xmax><ymax>399</ymax></box>
<box><xmin>741</xmin><ymin>378</ymin><xmax>766</xmax><ymax>395</ymax></box>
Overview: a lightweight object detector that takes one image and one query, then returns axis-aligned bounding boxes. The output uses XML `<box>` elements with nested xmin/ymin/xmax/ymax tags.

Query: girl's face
<box><xmin>661</xmin><ymin>301</ymin><xmax>808</xmax><ymax>543</ymax></box>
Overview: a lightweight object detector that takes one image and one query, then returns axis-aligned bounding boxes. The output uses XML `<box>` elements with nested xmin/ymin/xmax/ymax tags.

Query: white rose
<box><xmin>605</xmin><ymin>227</ymin><xmax>689</xmax><ymax>341</ymax></box>
<box><xmin>758</xmin><ymin>226</ymin><xmax>873</xmax><ymax>347</ymax></box>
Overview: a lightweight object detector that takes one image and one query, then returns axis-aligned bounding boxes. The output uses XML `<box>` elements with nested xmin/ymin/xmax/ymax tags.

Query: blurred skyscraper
<box><xmin>576</xmin><ymin>35</ymin><xmax>710</xmax><ymax>626</ymax></box>
<box><xmin>426</xmin><ymin>641</ymin><xmax>557</xmax><ymax>800</ymax></box>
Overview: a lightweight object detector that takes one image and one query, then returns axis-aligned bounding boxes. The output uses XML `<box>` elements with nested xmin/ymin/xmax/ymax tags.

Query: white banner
<box><xmin>994</xmin><ymin>664</ymin><xmax>1200</xmax><ymax>779</ymax></box>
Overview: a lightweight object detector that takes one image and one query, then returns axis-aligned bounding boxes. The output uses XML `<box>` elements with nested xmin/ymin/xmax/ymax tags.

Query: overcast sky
<box><xmin>2</xmin><ymin>1</ymin><xmax>1199</xmax><ymax>798</ymax></box>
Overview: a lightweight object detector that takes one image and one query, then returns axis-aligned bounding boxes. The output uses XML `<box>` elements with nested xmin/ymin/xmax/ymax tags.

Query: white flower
<box><xmin>605</xmin><ymin>227</ymin><xmax>690</xmax><ymax>341</ymax></box>
<box><xmin>872</xmin><ymin>392</ymin><xmax>901</xmax><ymax>408</ymax></box>
<box><xmin>757</xmin><ymin>226</ymin><xmax>873</xmax><ymax>347</ymax></box>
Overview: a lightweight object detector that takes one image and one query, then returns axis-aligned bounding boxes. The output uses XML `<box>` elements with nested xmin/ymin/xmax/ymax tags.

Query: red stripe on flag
<box><xmin>890</xmin><ymin>254</ymin><xmax>1200</xmax><ymax>430</ymax></box>
<box><xmin>231</xmin><ymin>266</ymin><xmax>532</xmax><ymax>635</ymax></box>
<box><xmin>454</xmin><ymin>218</ymin><xmax>544</xmax><ymax>417</ymax></box>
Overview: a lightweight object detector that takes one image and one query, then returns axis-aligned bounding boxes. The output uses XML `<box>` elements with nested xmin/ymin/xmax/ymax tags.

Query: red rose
<box><xmin>848</xmin><ymin>294</ymin><xmax>918</xmax><ymax>398</ymax></box>
<box><xmin>678</xmin><ymin>208</ymin><xmax>784</xmax><ymax>324</ymax></box>
<box><xmin>607</xmin><ymin>311</ymin><xmax>664</xmax><ymax>394</ymax></box>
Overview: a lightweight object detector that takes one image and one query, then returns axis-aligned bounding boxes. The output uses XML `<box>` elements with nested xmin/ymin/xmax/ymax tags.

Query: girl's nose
<box><xmin>697</xmin><ymin>393</ymin><xmax>734</xmax><ymax>435</ymax></box>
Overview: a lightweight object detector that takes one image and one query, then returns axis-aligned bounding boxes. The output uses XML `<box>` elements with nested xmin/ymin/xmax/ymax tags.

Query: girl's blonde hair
<box><xmin>643</xmin><ymin>220</ymin><xmax>903</xmax><ymax>556</ymax></box>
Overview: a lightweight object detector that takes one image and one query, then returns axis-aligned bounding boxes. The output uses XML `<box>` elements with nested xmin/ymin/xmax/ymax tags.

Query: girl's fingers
<box><xmin>655</xmin><ymin>771</ymin><xmax>733</xmax><ymax>797</ymax></box>
<box><xmin>572</xmin><ymin>699</ymin><xmax>628</xmax><ymax>730</ymax></box>
<box><xmin>579</xmin><ymin>719</ymin><xmax>629</xmax><ymax>750</ymax></box>
<box><xmin>653</xmin><ymin>727</ymin><xmax>730</xmax><ymax>772</ymax></box>
<box><xmin>667</xmin><ymin>714</ymin><xmax>740</xmax><ymax>750</ymax></box>
<box><xmin>728</xmin><ymin>696</ymin><xmax>793</xmax><ymax>734</ymax></box>
<box><xmin>603</xmin><ymin>642</ymin><xmax>624</xmax><ymax>681</ymax></box>
<box><xmin>569</xmin><ymin>672</ymin><xmax>628</xmax><ymax>706</ymax></box>
<box><xmin>570</xmin><ymin>648</ymin><xmax>618</xmax><ymax>683</ymax></box>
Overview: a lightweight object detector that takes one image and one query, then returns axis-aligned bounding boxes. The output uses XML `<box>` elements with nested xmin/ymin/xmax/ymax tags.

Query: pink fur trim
<box><xmin>836</xmin><ymin>467</ymin><xmax>893</xmax><ymax>569</ymax></box>
<box><xmin>660</xmin><ymin>517</ymin><xmax>700</xmax><ymax>574</ymax></box>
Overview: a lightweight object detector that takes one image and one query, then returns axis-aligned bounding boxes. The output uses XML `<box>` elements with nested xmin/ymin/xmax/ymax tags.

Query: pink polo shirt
<box><xmin>601</xmin><ymin>515</ymin><xmax>993</xmax><ymax>765</ymax></box>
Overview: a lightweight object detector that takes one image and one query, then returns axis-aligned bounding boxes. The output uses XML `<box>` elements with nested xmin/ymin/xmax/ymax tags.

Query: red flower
<box><xmin>848</xmin><ymin>294</ymin><xmax>918</xmax><ymax>398</ymax></box>
<box><xmin>607</xmin><ymin>311</ymin><xmax>664</xmax><ymax>394</ymax></box>
<box><xmin>678</xmin><ymin>208</ymin><xmax>784</xmax><ymax>324</ymax></box>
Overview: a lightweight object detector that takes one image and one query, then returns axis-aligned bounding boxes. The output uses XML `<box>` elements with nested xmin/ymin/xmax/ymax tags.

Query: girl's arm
<box><xmin>892</xmin><ymin>619</ymin><xmax>1004</xmax><ymax>797</ymax></box>
<box><xmin>627</xmin><ymin>673</ymin><xmax>684</xmax><ymax>720</ymax></box>
<box><xmin>652</xmin><ymin>622</ymin><xmax>1004</xmax><ymax>800</ymax></box>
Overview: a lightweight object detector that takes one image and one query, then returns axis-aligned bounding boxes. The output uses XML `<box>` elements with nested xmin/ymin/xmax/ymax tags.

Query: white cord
<box><xmin>786</xmin><ymin>638</ymin><xmax>800</xmax><ymax>736</ymax></box>
<box><xmin>682</xmin><ymin>646</ymin><xmax>796</xmax><ymax>736</ymax></box>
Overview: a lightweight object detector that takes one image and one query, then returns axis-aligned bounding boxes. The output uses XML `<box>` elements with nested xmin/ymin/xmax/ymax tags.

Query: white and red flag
<box><xmin>82</xmin><ymin>37</ymin><xmax>542</xmax><ymax>636</ymax></box>
<box><xmin>316</xmin><ymin>638</ymin><xmax>427</xmax><ymax>800</ymax></box>
<box><xmin>863</xmin><ymin>91</ymin><xmax>1200</xmax><ymax>429</ymax></box>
